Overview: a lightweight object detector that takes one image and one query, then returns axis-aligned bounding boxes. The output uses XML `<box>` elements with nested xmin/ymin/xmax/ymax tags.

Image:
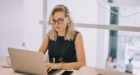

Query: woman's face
<box><xmin>108</xmin><ymin>57</ymin><xmax>113</xmax><ymax>62</ymax></box>
<box><xmin>52</xmin><ymin>11</ymin><xmax>68</xmax><ymax>33</ymax></box>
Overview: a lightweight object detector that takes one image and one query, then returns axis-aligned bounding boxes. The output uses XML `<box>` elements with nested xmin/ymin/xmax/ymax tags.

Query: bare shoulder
<box><xmin>76</xmin><ymin>33</ymin><xmax>83</xmax><ymax>40</ymax></box>
<box><xmin>75</xmin><ymin>33</ymin><xmax>83</xmax><ymax>44</ymax></box>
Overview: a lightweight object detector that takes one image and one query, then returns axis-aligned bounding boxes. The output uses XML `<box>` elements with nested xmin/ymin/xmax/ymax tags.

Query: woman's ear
<box><xmin>67</xmin><ymin>16</ymin><xmax>71</xmax><ymax>23</ymax></box>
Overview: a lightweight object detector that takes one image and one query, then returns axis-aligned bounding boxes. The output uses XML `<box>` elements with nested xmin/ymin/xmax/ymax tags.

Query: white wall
<box><xmin>47</xmin><ymin>0</ymin><xmax>98</xmax><ymax>24</ymax></box>
<box><xmin>119</xmin><ymin>6</ymin><xmax>140</xmax><ymax>27</ymax></box>
<box><xmin>96</xmin><ymin>0</ymin><xmax>110</xmax><ymax>68</ymax></box>
<box><xmin>0</xmin><ymin>0</ymin><xmax>43</xmax><ymax>57</ymax></box>
<box><xmin>23</xmin><ymin>0</ymin><xmax>43</xmax><ymax>51</ymax></box>
<box><xmin>0</xmin><ymin>0</ymin><xmax>24</xmax><ymax>57</ymax></box>
<box><xmin>111</xmin><ymin>0</ymin><xmax>140</xmax><ymax>6</ymax></box>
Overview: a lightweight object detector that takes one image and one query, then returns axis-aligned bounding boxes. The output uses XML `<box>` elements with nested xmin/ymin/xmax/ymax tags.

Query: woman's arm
<box><xmin>38</xmin><ymin>31</ymin><xmax>50</xmax><ymax>54</ymax></box>
<box><xmin>61</xmin><ymin>33</ymin><xmax>86</xmax><ymax>70</ymax></box>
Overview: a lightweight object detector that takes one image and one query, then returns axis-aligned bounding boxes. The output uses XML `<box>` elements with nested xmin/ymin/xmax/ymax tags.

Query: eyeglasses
<box><xmin>51</xmin><ymin>18</ymin><xmax>66</xmax><ymax>25</ymax></box>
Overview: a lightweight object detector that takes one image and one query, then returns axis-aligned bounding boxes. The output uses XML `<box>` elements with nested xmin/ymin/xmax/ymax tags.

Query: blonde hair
<box><xmin>48</xmin><ymin>5</ymin><xmax>75</xmax><ymax>41</ymax></box>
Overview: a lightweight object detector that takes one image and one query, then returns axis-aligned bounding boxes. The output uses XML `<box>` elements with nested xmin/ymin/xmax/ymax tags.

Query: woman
<box><xmin>39</xmin><ymin>5</ymin><xmax>86</xmax><ymax>72</ymax></box>
<box><xmin>106</xmin><ymin>56</ymin><xmax>114</xmax><ymax>70</ymax></box>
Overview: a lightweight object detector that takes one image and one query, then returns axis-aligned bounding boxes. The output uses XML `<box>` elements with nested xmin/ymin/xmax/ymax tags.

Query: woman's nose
<box><xmin>54</xmin><ymin>22</ymin><xmax>59</xmax><ymax>26</ymax></box>
<box><xmin>55</xmin><ymin>24</ymin><xmax>58</xmax><ymax>26</ymax></box>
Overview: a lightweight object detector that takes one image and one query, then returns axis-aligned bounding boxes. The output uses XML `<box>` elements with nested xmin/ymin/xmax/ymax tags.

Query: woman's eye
<box><xmin>52</xmin><ymin>20</ymin><xmax>56</xmax><ymax>22</ymax></box>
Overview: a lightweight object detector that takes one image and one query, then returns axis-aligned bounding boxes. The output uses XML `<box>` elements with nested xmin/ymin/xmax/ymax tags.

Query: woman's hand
<box><xmin>46</xmin><ymin>62</ymin><xmax>62</xmax><ymax>72</ymax></box>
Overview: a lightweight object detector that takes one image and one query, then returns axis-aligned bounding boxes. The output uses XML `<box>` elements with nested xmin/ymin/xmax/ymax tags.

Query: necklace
<box><xmin>53</xmin><ymin>37</ymin><xmax>66</xmax><ymax>63</ymax></box>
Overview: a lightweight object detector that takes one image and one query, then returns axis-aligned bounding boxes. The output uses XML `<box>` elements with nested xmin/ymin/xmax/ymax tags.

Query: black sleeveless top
<box><xmin>47</xmin><ymin>31</ymin><xmax>79</xmax><ymax>63</ymax></box>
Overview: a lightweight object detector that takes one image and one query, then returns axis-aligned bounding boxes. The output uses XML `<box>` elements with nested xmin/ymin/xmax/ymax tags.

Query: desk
<box><xmin>0</xmin><ymin>66</ymin><xmax>67</xmax><ymax>75</ymax></box>
<box><xmin>0</xmin><ymin>56</ymin><xmax>132</xmax><ymax>75</ymax></box>
<box><xmin>0</xmin><ymin>66</ymin><xmax>23</xmax><ymax>75</ymax></box>
<box><xmin>0</xmin><ymin>66</ymin><xmax>133</xmax><ymax>75</ymax></box>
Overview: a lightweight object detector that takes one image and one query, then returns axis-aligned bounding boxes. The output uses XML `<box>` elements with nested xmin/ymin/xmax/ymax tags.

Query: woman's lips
<box><xmin>56</xmin><ymin>27</ymin><xmax>60</xmax><ymax>29</ymax></box>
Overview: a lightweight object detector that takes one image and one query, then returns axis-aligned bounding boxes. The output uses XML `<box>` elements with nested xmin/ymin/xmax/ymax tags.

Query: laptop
<box><xmin>8</xmin><ymin>48</ymin><xmax>47</xmax><ymax>75</ymax></box>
